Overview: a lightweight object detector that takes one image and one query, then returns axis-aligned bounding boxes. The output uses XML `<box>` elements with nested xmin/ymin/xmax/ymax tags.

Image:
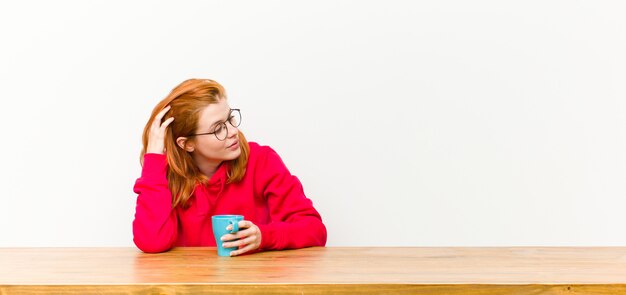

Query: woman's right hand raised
<box><xmin>146</xmin><ymin>105</ymin><xmax>175</xmax><ymax>154</ymax></box>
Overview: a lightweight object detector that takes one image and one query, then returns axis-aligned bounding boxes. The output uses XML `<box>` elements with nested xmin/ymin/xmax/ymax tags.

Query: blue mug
<box><xmin>211</xmin><ymin>215</ymin><xmax>244</xmax><ymax>257</ymax></box>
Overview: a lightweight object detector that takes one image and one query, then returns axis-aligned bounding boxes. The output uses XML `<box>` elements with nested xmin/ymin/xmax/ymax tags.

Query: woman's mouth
<box><xmin>227</xmin><ymin>141</ymin><xmax>239</xmax><ymax>149</ymax></box>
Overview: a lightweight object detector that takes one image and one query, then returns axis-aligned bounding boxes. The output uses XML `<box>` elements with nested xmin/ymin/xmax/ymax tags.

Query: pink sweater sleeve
<box><xmin>255</xmin><ymin>147</ymin><xmax>327</xmax><ymax>250</ymax></box>
<box><xmin>132</xmin><ymin>153</ymin><xmax>178</xmax><ymax>253</ymax></box>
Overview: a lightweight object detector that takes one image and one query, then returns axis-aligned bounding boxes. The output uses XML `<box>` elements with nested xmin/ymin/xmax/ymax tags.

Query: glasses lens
<box><xmin>229</xmin><ymin>109</ymin><xmax>241</xmax><ymax>128</ymax></box>
<box><xmin>214</xmin><ymin>123</ymin><xmax>228</xmax><ymax>141</ymax></box>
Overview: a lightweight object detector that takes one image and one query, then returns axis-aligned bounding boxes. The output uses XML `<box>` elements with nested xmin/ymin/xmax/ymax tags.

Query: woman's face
<box><xmin>182</xmin><ymin>98</ymin><xmax>241</xmax><ymax>166</ymax></box>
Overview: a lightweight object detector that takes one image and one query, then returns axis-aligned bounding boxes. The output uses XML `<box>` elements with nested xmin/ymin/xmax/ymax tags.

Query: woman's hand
<box><xmin>222</xmin><ymin>220</ymin><xmax>262</xmax><ymax>256</ymax></box>
<box><xmin>146</xmin><ymin>105</ymin><xmax>174</xmax><ymax>154</ymax></box>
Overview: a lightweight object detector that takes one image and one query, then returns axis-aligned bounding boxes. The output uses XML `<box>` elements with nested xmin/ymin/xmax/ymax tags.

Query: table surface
<box><xmin>2</xmin><ymin>247</ymin><xmax>626</xmax><ymax>294</ymax></box>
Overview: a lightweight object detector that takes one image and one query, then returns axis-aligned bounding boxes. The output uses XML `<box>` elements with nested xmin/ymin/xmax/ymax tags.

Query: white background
<box><xmin>1</xmin><ymin>1</ymin><xmax>625</xmax><ymax>247</ymax></box>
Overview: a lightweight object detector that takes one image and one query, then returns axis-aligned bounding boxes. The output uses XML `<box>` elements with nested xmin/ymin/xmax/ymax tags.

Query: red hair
<box><xmin>140</xmin><ymin>79</ymin><xmax>250</xmax><ymax>208</ymax></box>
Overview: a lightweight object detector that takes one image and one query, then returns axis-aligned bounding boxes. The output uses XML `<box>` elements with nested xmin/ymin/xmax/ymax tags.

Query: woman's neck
<box><xmin>192</xmin><ymin>154</ymin><xmax>222</xmax><ymax>179</ymax></box>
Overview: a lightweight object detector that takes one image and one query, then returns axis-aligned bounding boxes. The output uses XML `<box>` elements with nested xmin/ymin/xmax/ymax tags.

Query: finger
<box><xmin>153</xmin><ymin>105</ymin><xmax>171</xmax><ymax>126</ymax></box>
<box><xmin>230</xmin><ymin>242</ymin><xmax>258</xmax><ymax>257</ymax></box>
<box><xmin>238</xmin><ymin>220</ymin><xmax>253</xmax><ymax>229</ymax></box>
<box><xmin>221</xmin><ymin>230</ymin><xmax>248</xmax><ymax>242</ymax></box>
<box><xmin>222</xmin><ymin>227</ymin><xmax>254</xmax><ymax>241</ymax></box>
<box><xmin>223</xmin><ymin>235</ymin><xmax>257</xmax><ymax>249</ymax></box>
<box><xmin>220</xmin><ymin>233</ymin><xmax>237</xmax><ymax>242</ymax></box>
<box><xmin>238</xmin><ymin>226</ymin><xmax>259</xmax><ymax>238</ymax></box>
<box><xmin>227</xmin><ymin>221</ymin><xmax>252</xmax><ymax>231</ymax></box>
<box><xmin>160</xmin><ymin>117</ymin><xmax>175</xmax><ymax>130</ymax></box>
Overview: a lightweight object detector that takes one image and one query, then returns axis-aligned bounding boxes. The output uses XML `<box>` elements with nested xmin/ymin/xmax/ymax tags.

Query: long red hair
<box><xmin>140</xmin><ymin>79</ymin><xmax>250</xmax><ymax>209</ymax></box>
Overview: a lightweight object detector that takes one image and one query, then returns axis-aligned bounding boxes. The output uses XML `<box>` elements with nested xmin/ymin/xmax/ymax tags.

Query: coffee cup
<box><xmin>211</xmin><ymin>215</ymin><xmax>244</xmax><ymax>257</ymax></box>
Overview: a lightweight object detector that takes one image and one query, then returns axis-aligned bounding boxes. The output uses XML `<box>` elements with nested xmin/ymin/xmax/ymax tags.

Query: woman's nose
<box><xmin>227</xmin><ymin>122</ymin><xmax>239</xmax><ymax>138</ymax></box>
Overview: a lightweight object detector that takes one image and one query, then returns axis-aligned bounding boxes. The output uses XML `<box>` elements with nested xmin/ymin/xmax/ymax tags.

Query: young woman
<box><xmin>133</xmin><ymin>79</ymin><xmax>327</xmax><ymax>255</ymax></box>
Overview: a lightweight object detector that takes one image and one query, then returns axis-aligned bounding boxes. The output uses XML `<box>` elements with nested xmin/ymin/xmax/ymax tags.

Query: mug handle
<box><xmin>229</xmin><ymin>220</ymin><xmax>239</xmax><ymax>233</ymax></box>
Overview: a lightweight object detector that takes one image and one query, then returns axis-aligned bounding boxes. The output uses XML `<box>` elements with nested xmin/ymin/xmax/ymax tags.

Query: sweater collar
<box><xmin>206</xmin><ymin>161</ymin><xmax>229</xmax><ymax>187</ymax></box>
<box><xmin>194</xmin><ymin>161</ymin><xmax>229</xmax><ymax>218</ymax></box>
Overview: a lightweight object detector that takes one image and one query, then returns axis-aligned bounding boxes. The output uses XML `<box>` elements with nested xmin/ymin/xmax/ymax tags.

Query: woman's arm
<box><xmin>132</xmin><ymin>153</ymin><xmax>178</xmax><ymax>253</ymax></box>
<box><xmin>256</xmin><ymin>147</ymin><xmax>327</xmax><ymax>250</ymax></box>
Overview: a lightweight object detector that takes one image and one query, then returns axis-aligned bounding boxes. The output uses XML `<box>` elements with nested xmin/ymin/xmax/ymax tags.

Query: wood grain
<box><xmin>1</xmin><ymin>247</ymin><xmax>626</xmax><ymax>294</ymax></box>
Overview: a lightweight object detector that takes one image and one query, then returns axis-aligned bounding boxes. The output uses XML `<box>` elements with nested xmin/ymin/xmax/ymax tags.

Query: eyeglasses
<box><xmin>187</xmin><ymin>109</ymin><xmax>241</xmax><ymax>141</ymax></box>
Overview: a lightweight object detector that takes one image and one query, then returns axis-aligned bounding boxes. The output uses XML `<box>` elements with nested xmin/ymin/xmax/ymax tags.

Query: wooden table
<box><xmin>1</xmin><ymin>247</ymin><xmax>626</xmax><ymax>294</ymax></box>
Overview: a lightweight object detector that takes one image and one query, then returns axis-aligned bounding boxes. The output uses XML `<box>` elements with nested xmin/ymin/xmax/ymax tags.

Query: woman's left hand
<box><xmin>222</xmin><ymin>220</ymin><xmax>262</xmax><ymax>256</ymax></box>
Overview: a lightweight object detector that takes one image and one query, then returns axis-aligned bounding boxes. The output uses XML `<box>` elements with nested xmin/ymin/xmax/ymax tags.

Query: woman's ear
<box><xmin>176</xmin><ymin>137</ymin><xmax>195</xmax><ymax>152</ymax></box>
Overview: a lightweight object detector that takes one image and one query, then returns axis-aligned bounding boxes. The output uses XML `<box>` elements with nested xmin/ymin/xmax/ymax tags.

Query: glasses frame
<box><xmin>187</xmin><ymin>108</ymin><xmax>241</xmax><ymax>141</ymax></box>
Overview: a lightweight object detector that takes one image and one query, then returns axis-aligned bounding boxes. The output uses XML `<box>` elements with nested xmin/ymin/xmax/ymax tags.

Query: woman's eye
<box><xmin>214</xmin><ymin>125</ymin><xmax>224</xmax><ymax>133</ymax></box>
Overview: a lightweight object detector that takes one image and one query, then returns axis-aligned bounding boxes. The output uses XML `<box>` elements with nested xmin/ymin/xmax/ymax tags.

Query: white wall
<box><xmin>1</xmin><ymin>0</ymin><xmax>625</xmax><ymax>247</ymax></box>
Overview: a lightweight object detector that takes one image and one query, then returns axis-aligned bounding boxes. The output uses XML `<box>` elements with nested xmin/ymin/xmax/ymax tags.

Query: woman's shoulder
<box><xmin>247</xmin><ymin>141</ymin><xmax>283</xmax><ymax>167</ymax></box>
<box><xmin>248</xmin><ymin>141</ymin><xmax>277</xmax><ymax>158</ymax></box>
